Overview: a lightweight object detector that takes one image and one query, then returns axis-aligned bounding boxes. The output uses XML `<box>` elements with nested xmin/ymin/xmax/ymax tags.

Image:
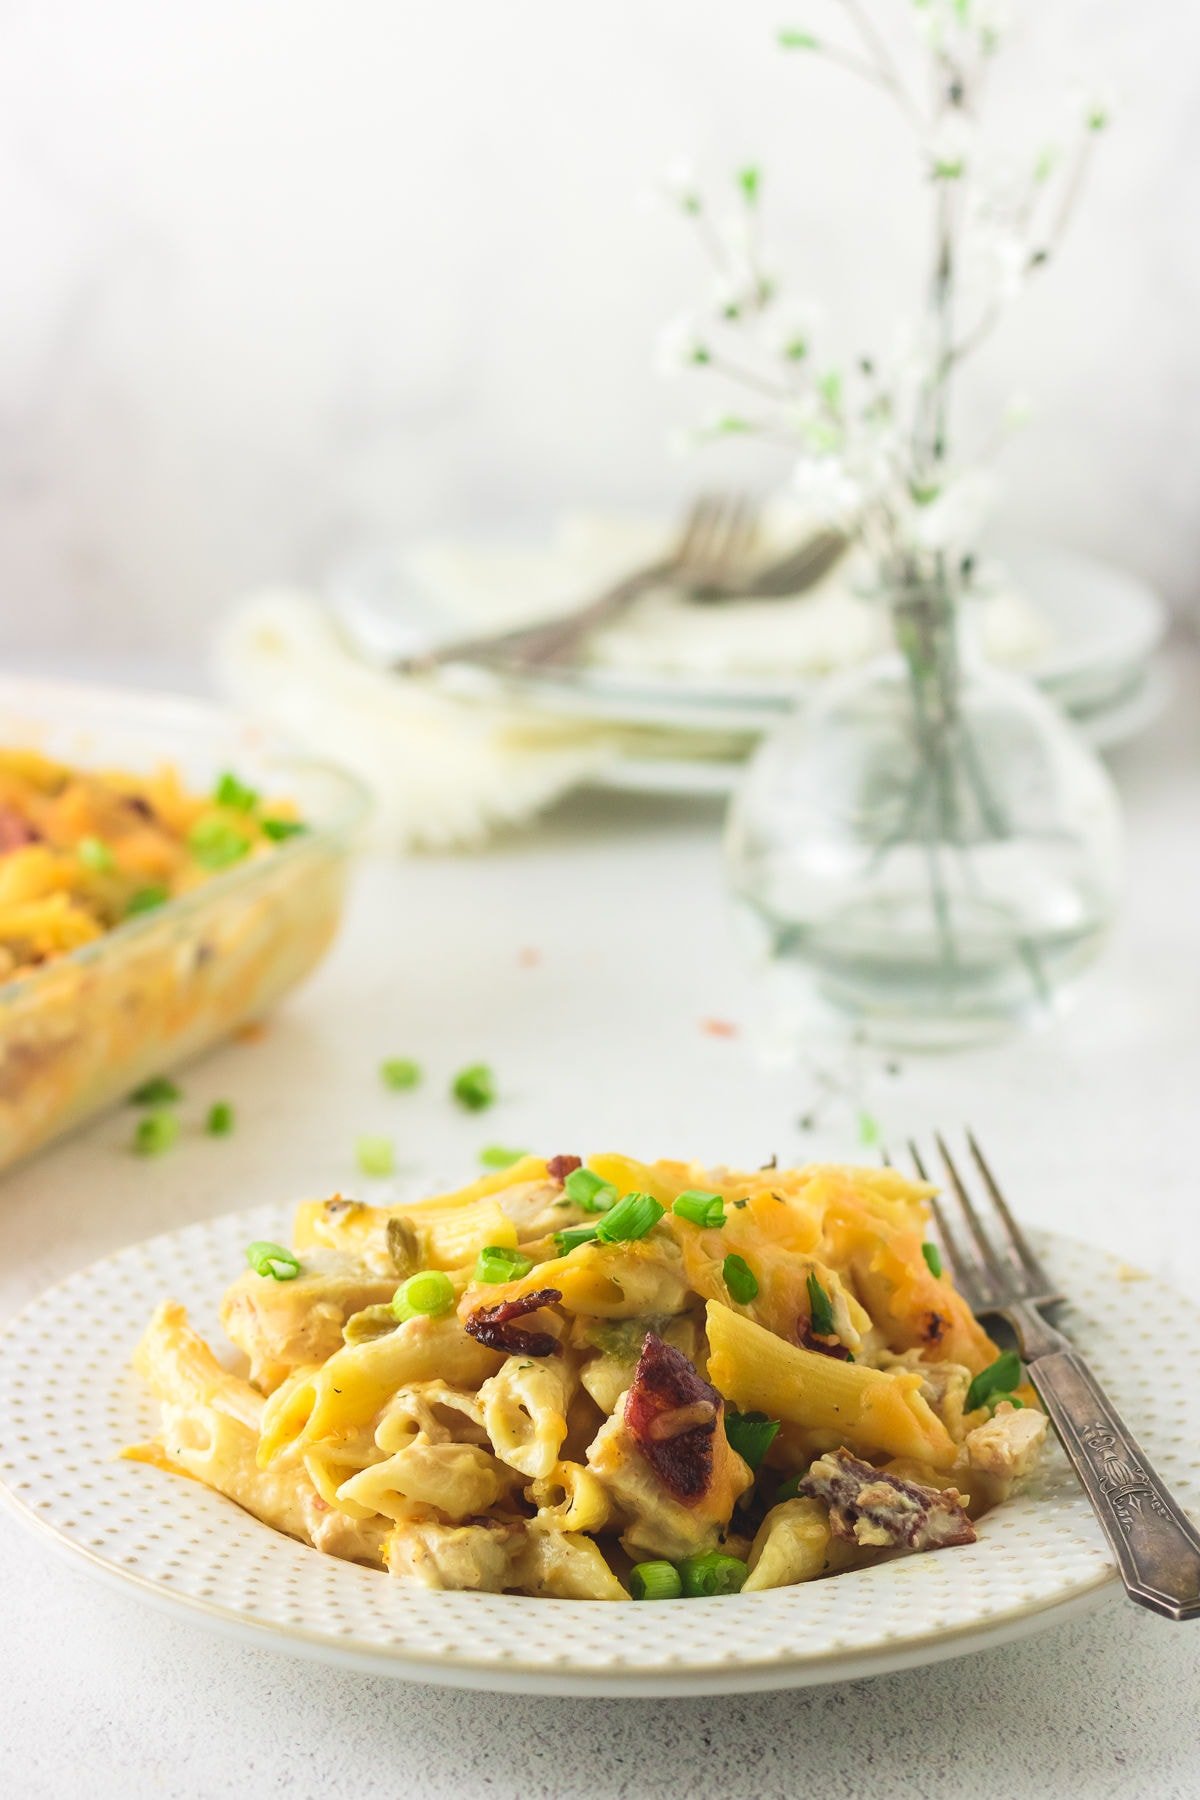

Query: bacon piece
<box><xmin>799</xmin><ymin>1447</ymin><xmax>975</xmax><ymax>1551</ymax></box>
<box><xmin>465</xmin><ymin>1288</ymin><xmax>563</xmax><ymax>1358</ymax></box>
<box><xmin>0</xmin><ymin>807</ymin><xmax>40</xmax><ymax>852</ymax></box>
<box><xmin>624</xmin><ymin>1332</ymin><xmax>720</xmax><ymax>1504</ymax></box>
<box><xmin>796</xmin><ymin>1317</ymin><xmax>853</xmax><ymax>1361</ymax></box>
<box><xmin>546</xmin><ymin>1154</ymin><xmax>582</xmax><ymax>1183</ymax></box>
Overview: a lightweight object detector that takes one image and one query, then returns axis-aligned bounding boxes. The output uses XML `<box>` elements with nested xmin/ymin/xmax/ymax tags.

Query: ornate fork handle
<box><xmin>1029</xmin><ymin>1347</ymin><xmax>1200</xmax><ymax>1621</ymax></box>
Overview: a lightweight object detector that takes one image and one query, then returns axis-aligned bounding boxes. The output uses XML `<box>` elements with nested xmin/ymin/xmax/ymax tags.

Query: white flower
<box><xmin>909</xmin><ymin>471</ymin><xmax>998</xmax><ymax>551</ymax></box>
<box><xmin>924</xmin><ymin>110</ymin><xmax>975</xmax><ymax>180</ymax></box>
<box><xmin>761</xmin><ymin>300</ymin><xmax>824</xmax><ymax>363</ymax></box>
<box><xmin>968</xmin><ymin>220</ymin><xmax>1030</xmax><ymax>303</ymax></box>
<box><xmin>661</xmin><ymin>155</ymin><xmax>702</xmax><ymax>212</ymax></box>
<box><xmin>792</xmin><ymin>454</ymin><xmax>865</xmax><ymax>524</ymax></box>
<box><xmin>654</xmin><ymin>314</ymin><xmax>712</xmax><ymax>377</ymax></box>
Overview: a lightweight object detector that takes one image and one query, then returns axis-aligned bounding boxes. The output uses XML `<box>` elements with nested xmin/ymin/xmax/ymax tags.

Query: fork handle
<box><xmin>397</xmin><ymin>558</ymin><xmax>675</xmax><ymax>676</ymax></box>
<box><xmin>1029</xmin><ymin>1349</ymin><xmax>1200</xmax><ymax>1621</ymax></box>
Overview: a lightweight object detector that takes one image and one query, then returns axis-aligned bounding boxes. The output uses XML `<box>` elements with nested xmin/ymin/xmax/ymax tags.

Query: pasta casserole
<box><xmin>128</xmin><ymin>1153</ymin><xmax>1047</xmax><ymax>1600</ymax></box>
<box><xmin>0</xmin><ymin>732</ymin><xmax>360</xmax><ymax>1170</ymax></box>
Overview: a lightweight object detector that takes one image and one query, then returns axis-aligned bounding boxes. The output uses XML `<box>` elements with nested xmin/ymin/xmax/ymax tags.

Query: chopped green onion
<box><xmin>479</xmin><ymin>1145</ymin><xmax>528</xmax><ymax>1170</ymax></box>
<box><xmin>130</xmin><ymin>1075</ymin><xmax>181</xmax><ymax>1107</ymax></box>
<box><xmin>260</xmin><ymin>817</ymin><xmax>307</xmax><ymax>842</ymax></box>
<box><xmin>452</xmin><ymin>1063</ymin><xmax>496</xmax><ymax>1112</ymax></box>
<box><xmin>722</xmin><ymin>1253</ymin><xmax>759</xmax><ymax>1305</ymax></box>
<box><xmin>78</xmin><ymin>835</ymin><xmax>115</xmax><ymax>873</ymax></box>
<box><xmin>245</xmin><ymin>1240</ymin><xmax>301</xmax><ymax>1280</ymax></box>
<box><xmin>206</xmin><ymin>1101</ymin><xmax>235</xmax><ymax>1136</ymax></box>
<box><xmin>922</xmin><ymin>1241</ymin><xmax>943</xmax><ymax>1278</ymax></box>
<box><xmin>564</xmin><ymin>1167</ymin><xmax>617</xmax><ymax>1213</ymax></box>
<box><xmin>724</xmin><ymin>1408</ymin><xmax>780</xmax><ymax>1472</ymax></box>
<box><xmin>188</xmin><ymin>815</ymin><xmax>252</xmax><ymax>870</ymax></box>
<box><xmin>392</xmin><ymin>1269</ymin><xmax>455</xmax><ymax>1320</ymax></box>
<box><xmin>677</xmin><ymin>1551</ymin><xmax>749</xmax><ymax>1597</ymax></box>
<box><xmin>672</xmin><ymin>1189</ymin><xmax>726</xmax><ymax>1229</ymax></box>
<box><xmin>806</xmin><ymin>1271</ymin><xmax>836</xmax><ymax>1338</ymax></box>
<box><xmin>474</xmin><ymin>1244</ymin><xmax>534</xmax><ymax>1284</ymax></box>
<box><xmin>380</xmin><ymin>1057</ymin><xmax>422</xmax><ymax>1091</ymax></box>
<box><xmin>774</xmin><ymin>1473</ymin><xmax>802</xmax><ymax>1503</ymax></box>
<box><xmin>554</xmin><ymin>1224</ymin><xmax>600</xmax><ymax>1255</ymax></box>
<box><xmin>132</xmin><ymin>1110</ymin><xmax>180</xmax><ymax>1156</ymax></box>
<box><xmin>629</xmin><ymin>1560</ymin><xmax>683</xmax><ymax>1601</ymax></box>
<box><xmin>356</xmin><ymin>1134</ymin><xmax>395</xmax><ymax>1177</ymax></box>
<box><xmin>988</xmin><ymin>1392</ymin><xmax>1025</xmax><ymax>1411</ymax></box>
<box><xmin>965</xmin><ymin>1349</ymin><xmax>1023</xmax><ymax>1413</ymax></box>
<box><xmin>595</xmin><ymin>1192</ymin><xmax>664</xmax><ymax>1243</ymax></box>
<box><xmin>214</xmin><ymin>771</ymin><xmax>259</xmax><ymax>812</ymax></box>
<box><xmin>857</xmin><ymin>1109</ymin><xmax>880</xmax><ymax>1147</ymax></box>
<box><xmin>125</xmin><ymin>885</ymin><xmax>169</xmax><ymax>916</ymax></box>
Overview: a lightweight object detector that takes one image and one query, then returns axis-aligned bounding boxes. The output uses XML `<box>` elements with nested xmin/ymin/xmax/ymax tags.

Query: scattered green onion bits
<box><xmin>722</xmin><ymin>1253</ymin><xmax>759</xmax><ymax>1304</ymax></box>
<box><xmin>125</xmin><ymin>885</ymin><xmax>168</xmax><ymax>916</ymax></box>
<box><xmin>594</xmin><ymin>1192</ymin><xmax>664</xmax><ymax>1243</ymax></box>
<box><xmin>724</xmin><ymin>1408</ymin><xmax>780</xmax><ymax>1471</ymax></box>
<box><xmin>676</xmin><ymin>1551</ymin><xmax>749</xmax><ymax>1597</ymax></box>
<box><xmin>806</xmin><ymin>1271</ymin><xmax>836</xmax><ymax>1338</ymax></box>
<box><xmin>629</xmin><ymin>1561</ymin><xmax>682</xmax><ymax>1602</ymax></box>
<box><xmin>245</xmin><ymin>1240</ymin><xmax>301</xmax><ymax>1280</ymax></box>
<box><xmin>380</xmin><ymin>1057</ymin><xmax>422</xmax><ymax>1091</ymax></box>
<box><xmin>356</xmin><ymin>1134</ymin><xmax>396</xmax><ymax>1177</ymax></box>
<box><xmin>260</xmin><ymin>816</ymin><xmax>307</xmax><ymax>841</ymax></box>
<box><xmin>554</xmin><ymin>1224</ymin><xmax>599</xmax><ymax>1255</ymax></box>
<box><xmin>563</xmin><ymin>1167</ymin><xmax>617</xmax><ymax>1213</ymax></box>
<box><xmin>478</xmin><ymin>1145</ymin><xmax>528</xmax><ymax>1170</ymax></box>
<box><xmin>78</xmin><ymin>835</ymin><xmax>115</xmax><ymax>873</ymax></box>
<box><xmin>474</xmin><ymin>1245</ymin><xmax>534</xmax><ymax>1284</ymax></box>
<box><xmin>214</xmin><ymin>771</ymin><xmax>259</xmax><ymax>812</ymax></box>
<box><xmin>392</xmin><ymin>1270</ymin><xmax>455</xmax><ymax>1320</ymax></box>
<box><xmin>452</xmin><ymin>1063</ymin><xmax>496</xmax><ymax>1112</ymax></box>
<box><xmin>775</xmin><ymin>1472</ymin><xmax>802</xmax><ymax>1503</ymax></box>
<box><xmin>672</xmin><ymin>1189</ymin><xmax>726</xmax><ymax>1229</ymax></box>
<box><xmin>188</xmin><ymin>815</ymin><xmax>251</xmax><ymax>870</ymax></box>
<box><xmin>207</xmin><ymin>1100</ymin><xmax>235</xmax><ymax>1136</ymax></box>
<box><xmin>133</xmin><ymin>1110</ymin><xmax>179</xmax><ymax>1156</ymax></box>
<box><xmin>965</xmin><ymin>1349</ymin><xmax>1023</xmax><ymax>1413</ymax></box>
<box><xmin>922</xmin><ymin>1241</ymin><xmax>943</xmax><ymax>1279</ymax></box>
<box><xmin>130</xmin><ymin>1075</ymin><xmax>181</xmax><ymax>1107</ymax></box>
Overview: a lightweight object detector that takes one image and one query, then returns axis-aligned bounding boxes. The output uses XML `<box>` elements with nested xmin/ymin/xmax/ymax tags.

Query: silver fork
<box><xmin>907</xmin><ymin>1130</ymin><xmax>1200</xmax><ymax>1621</ymax></box>
<box><xmin>396</xmin><ymin>492</ymin><xmax>762</xmax><ymax>676</ymax></box>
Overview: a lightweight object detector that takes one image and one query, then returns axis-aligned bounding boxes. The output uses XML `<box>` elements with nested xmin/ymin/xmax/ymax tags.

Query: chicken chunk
<box><xmin>383</xmin><ymin>1520</ymin><xmax>524</xmax><ymax>1592</ymax></box>
<box><xmin>965</xmin><ymin>1401</ymin><xmax>1048</xmax><ymax>1484</ymax></box>
<box><xmin>221</xmin><ymin>1261</ymin><xmax>398</xmax><ymax>1391</ymax></box>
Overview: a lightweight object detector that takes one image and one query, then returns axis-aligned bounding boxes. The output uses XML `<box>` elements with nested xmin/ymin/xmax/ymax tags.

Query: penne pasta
<box><xmin>130</xmin><ymin>1154</ymin><xmax>1043</xmax><ymax>1599</ymax></box>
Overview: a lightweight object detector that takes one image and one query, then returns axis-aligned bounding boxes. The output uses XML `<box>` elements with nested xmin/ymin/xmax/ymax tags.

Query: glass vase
<box><xmin>724</xmin><ymin>567</ymin><xmax>1123</xmax><ymax>1049</ymax></box>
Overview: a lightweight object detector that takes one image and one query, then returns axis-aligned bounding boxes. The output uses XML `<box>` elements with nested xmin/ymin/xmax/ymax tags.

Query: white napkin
<box><xmin>214</xmin><ymin>591</ymin><xmax>620</xmax><ymax>851</ymax></box>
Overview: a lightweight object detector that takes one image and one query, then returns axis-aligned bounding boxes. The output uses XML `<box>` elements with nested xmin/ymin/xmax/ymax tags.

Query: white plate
<box><xmin>0</xmin><ymin>1207</ymin><xmax>1194</xmax><ymax>1696</ymax></box>
<box><xmin>583</xmin><ymin>662</ymin><xmax>1170</xmax><ymax>800</ymax></box>
<box><xmin>337</xmin><ymin>537</ymin><xmax>1167</xmax><ymax>734</ymax></box>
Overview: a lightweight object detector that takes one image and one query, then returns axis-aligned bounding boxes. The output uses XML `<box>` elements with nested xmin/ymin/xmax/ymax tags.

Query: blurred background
<box><xmin>0</xmin><ymin>0</ymin><xmax>1196</xmax><ymax>676</ymax></box>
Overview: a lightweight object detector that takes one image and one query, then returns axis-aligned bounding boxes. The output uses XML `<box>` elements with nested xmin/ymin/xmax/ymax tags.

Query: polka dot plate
<box><xmin>0</xmin><ymin>1206</ymin><xmax>1194</xmax><ymax>1696</ymax></box>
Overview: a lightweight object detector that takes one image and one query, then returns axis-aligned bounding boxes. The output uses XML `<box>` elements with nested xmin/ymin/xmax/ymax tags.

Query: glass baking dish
<box><xmin>0</xmin><ymin>676</ymin><xmax>369</xmax><ymax>1171</ymax></box>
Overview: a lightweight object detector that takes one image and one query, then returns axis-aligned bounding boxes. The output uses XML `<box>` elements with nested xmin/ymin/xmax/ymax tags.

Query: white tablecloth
<box><xmin>2</xmin><ymin>645</ymin><xmax>1198</xmax><ymax>1800</ymax></box>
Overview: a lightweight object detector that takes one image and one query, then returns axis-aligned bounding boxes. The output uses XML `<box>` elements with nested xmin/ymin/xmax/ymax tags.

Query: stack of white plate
<box><xmin>335</xmin><ymin>526</ymin><xmax>1168</xmax><ymax>799</ymax></box>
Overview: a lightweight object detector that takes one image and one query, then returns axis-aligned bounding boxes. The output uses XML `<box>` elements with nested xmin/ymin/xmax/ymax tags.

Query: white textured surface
<box><xmin>0</xmin><ymin>644</ymin><xmax>1198</xmax><ymax>1790</ymax></box>
<box><xmin>0</xmin><ymin>0</ymin><xmax>1198</xmax><ymax>669</ymax></box>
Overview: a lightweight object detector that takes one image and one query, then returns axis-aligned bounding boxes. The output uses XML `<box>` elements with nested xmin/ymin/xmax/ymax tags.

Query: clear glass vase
<box><xmin>724</xmin><ymin>570</ymin><xmax>1123</xmax><ymax>1050</ymax></box>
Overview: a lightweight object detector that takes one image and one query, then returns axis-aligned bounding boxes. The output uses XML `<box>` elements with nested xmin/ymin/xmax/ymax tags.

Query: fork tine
<box><xmin>934</xmin><ymin>1131</ymin><xmax>1013</xmax><ymax>1299</ymax></box>
<box><xmin>907</xmin><ymin>1139</ymin><xmax>980</xmax><ymax>1305</ymax></box>
<box><xmin>966</xmin><ymin>1129</ymin><xmax>1055</xmax><ymax>1296</ymax></box>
